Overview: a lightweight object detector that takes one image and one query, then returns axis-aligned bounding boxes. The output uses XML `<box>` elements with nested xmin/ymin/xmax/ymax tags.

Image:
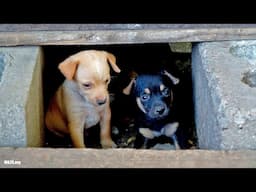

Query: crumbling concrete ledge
<box><xmin>0</xmin><ymin>148</ymin><xmax>256</xmax><ymax>168</ymax></box>
<box><xmin>192</xmin><ymin>40</ymin><xmax>256</xmax><ymax>150</ymax></box>
<box><xmin>0</xmin><ymin>46</ymin><xmax>44</xmax><ymax>147</ymax></box>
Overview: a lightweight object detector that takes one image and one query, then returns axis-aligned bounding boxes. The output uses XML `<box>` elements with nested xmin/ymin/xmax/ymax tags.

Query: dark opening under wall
<box><xmin>42</xmin><ymin>43</ymin><xmax>196</xmax><ymax>149</ymax></box>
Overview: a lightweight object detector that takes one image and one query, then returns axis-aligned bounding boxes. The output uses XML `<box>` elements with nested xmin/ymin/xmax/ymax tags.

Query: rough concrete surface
<box><xmin>0</xmin><ymin>148</ymin><xmax>256</xmax><ymax>168</ymax></box>
<box><xmin>192</xmin><ymin>40</ymin><xmax>256</xmax><ymax>150</ymax></box>
<box><xmin>0</xmin><ymin>46</ymin><xmax>44</xmax><ymax>147</ymax></box>
<box><xmin>2</xmin><ymin>24</ymin><xmax>256</xmax><ymax>46</ymax></box>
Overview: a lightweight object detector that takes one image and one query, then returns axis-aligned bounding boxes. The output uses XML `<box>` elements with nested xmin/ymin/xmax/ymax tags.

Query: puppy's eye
<box><xmin>83</xmin><ymin>83</ymin><xmax>92</xmax><ymax>89</ymax></box>
<box><xmin>162</xmin><ymin>88</ymin><xmax>170</xmax><ymax>97</ymax></box>
<box><xmin>141</xmin><ymin>93</ymin><xmax>150</xmax><ymax>101</ymax></box>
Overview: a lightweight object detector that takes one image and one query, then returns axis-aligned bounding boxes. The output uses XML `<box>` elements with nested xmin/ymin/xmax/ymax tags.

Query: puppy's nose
<box><xmin>97</xmin><ymin>98</ymin><xmax>107</xmax><ymax>105</ymax></box>
<box><xmin>154</xmin><ymin>105</ymin><xmax>165</xmax><ymax>115</ymax></box>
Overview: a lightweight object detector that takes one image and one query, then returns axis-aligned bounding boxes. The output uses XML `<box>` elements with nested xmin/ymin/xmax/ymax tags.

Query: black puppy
<box><xmin>123</xmin><ymin>70</ymin><xmax>180</xmax><ymax>149</ymax></box>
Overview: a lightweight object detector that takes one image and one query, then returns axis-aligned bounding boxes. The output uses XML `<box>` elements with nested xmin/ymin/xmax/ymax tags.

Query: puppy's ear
<box><xmin>105</xmin><ymin>52</ymin><xmax>121</xmax><ymax>73</ymax></box>
<box><xmin>123</xmin><ymin>78</ymin><xmax>135</xmax><ymax>95</ymax></box>
<box><xmin>58</xmin><ymin>56</ymin><xmax>79</xmax><ymax>80</ymax></box>
<box><xmin>162</xmin><ymin>70</ymin><xmax>180</xmax><ymax>85</ymax></box>
<box><xmin>122</xmin><ymin>71</ymin><xmax>138</xmax><ymax>95</ymax></box>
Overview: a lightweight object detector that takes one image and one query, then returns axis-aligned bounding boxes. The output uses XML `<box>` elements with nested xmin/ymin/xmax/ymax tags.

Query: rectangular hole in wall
<box><xmin>42</xmin><ymin>43</ymin><xmax>197</xmax><ymax>150</ymax></box>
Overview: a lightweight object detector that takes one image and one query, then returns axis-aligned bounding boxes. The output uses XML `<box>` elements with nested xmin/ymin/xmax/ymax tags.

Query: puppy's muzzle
<box><xmin>154</xmin><ymin>105</ymin><xmax>166</xmax><ymax>115</ymax></box>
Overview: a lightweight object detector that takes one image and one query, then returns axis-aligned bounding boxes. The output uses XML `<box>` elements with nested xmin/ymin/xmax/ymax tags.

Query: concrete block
<box><xmin>192</xmin><ymin>40</ymin><xmax>256</xmax><ymax>150</ymax></box>
<box><xmin>0</xmin><ymin>46</ymin><xmax>44</xmax><ymax>147</ymax></box>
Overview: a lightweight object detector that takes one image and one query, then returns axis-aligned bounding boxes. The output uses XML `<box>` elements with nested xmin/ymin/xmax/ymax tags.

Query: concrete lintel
<box><xmin>1</xmin><ymin>24</ymin><xmax>256</xmax><ymax>45</ymax></box>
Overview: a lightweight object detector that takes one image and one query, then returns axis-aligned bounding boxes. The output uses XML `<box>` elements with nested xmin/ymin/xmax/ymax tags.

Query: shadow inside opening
<box><xmin>42</xmin><ymin>43</ymin><xmax>197</xmax><ymax>149</ymax></box>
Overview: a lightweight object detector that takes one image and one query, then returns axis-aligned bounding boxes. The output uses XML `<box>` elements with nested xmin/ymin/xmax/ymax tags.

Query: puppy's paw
<box><xmin>163</xmin><ymin>122</ymin><xmax>179</xmax><ymax>137</ymax></box>
<box><xmin>101</xmin><ymin>139</ymin><xmax>117</xmax><ymax>149</ymax></box>
<box><xmin>139</xmin><ymin>128</ymin><xmax>154</xmax><ymax>139</ymax></box>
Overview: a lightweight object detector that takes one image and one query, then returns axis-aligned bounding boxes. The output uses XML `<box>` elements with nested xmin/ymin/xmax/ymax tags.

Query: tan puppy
<box><xmin>45</xmin><ymin>50</ymin><xmax>121</xmax><ymax>148</ymax></box>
